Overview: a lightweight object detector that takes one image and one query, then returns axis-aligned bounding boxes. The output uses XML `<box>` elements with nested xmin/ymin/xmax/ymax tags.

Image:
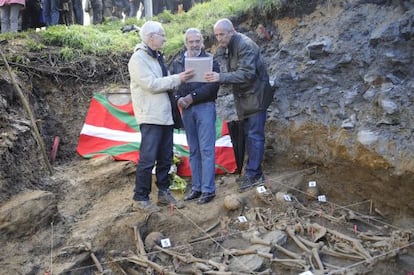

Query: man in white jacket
<box><xmin>128</xmin><ymin>21</ymin><xmax>194</xmax><ymax>212</ymax></box>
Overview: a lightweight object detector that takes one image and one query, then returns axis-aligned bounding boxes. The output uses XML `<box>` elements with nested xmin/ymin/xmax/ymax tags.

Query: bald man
<box><xmin>205</xmin><ymin>18</ymin><xmax>274</xmax><ymax>193</ymax></box>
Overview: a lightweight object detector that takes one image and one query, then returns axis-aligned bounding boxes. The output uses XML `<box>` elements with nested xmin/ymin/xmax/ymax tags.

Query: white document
<box><xmin>185</xmin><ymin>57</ymin><xmax>213</xmax><ymax>82</ymax></box>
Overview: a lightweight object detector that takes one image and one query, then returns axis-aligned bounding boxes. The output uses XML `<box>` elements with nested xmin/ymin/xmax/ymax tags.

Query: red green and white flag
<box><xmin>76</xmin><ymin>93</ymin><xmax>237</xmax><ymax>176</ymax></box>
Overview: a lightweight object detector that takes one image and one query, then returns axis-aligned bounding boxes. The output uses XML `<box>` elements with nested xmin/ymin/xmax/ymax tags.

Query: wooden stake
<box><xmin>0</xmin><ymin>46</ymin><xmax>53</xmax><ymax>175</ymax></box>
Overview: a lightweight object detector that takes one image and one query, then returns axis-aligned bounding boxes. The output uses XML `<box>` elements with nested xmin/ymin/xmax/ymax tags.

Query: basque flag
<box><xmin>76</xmin><ymin>93</ymin><xmax>237</xmax><ymax>176</ymax></box>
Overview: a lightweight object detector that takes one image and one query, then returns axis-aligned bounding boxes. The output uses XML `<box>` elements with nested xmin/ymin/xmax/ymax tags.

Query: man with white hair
<box><xmin>128</xmin><ymin>21</ymin><xmax>195</xmax><ymax>212</ymax></box>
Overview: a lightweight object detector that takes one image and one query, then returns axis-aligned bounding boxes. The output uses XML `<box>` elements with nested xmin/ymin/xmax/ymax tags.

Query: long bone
<box><xmin>154</xmin><ymin>244</ymin><xmax>228</xmax><ymax>272</ymax></box>
<box><xmin>346</xmin><ymin>210</ymin><xmax>384</xmax><ymax>231</ymax></box>
<box><xmin>310</xmin><ymin>223</ymin><xmax>372</xmax><ymax>260</ymax></box>
<box><xmin>223</xmin><ymin>247</ymin><xmax>309</xmax><ymax>270</ymax></box>
<box><xmin>126</xmin><ymin>253</ymin><xmax>177</xmax><ymax>275</ymax></box>
<box><xmin>249</xmin><ymin>234</ymin><xmax>303</xmax><ymax>259</ymax></box>
<box><xmin>321</xmin><ymin>246</ymin><xmax>365</xmax><ymax>260</ymax></box>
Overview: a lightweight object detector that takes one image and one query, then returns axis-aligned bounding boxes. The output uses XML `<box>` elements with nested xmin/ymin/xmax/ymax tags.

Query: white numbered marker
<box><xmin>318</xmin><ymin>195</ymin><xmax>327</xmax><ymax>202</ymax></box>
<box><xmin>308</xmin><ymin>181</ymin><xmax>317</xmax><ymax>187</ymax></box>
<box><xmin>256</xmin><ymin>186</ymin><xmax>266</xmax><ymax>193</ymax></box>
<box><xmin>283</xmin><ymin>194</ymin><xmax>292</xmax><ymax>201</ymax></box>
<box><xmin>160</xmin><ymin>238</ymin><xmax>171</xmax><ymax>248</ymax></box>
<box><xmin>299</xmin><ymin>271</ymin><xmax>314</xmax><ymax>275</ymax></box>
<box><xmin>238</xmin><ymin>216</ymin><xmax>247</xmax><ymax>223</ymax></box>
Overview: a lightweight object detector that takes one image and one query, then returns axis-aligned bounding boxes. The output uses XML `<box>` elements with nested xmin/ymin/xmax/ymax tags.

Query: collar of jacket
<box><xmin>134</xmin><ymin>43</ymin><xmax>162</xmax><ymax>59</ymax></box>
<box><xmin>227</xmin><ymin>32</ymin><xmax>241</xmax><ymax>55</ymax></box>
<box><xmin>177</xmin><ymin>48</ymin><xmax>208</xmax><ymax>65</ymax></box>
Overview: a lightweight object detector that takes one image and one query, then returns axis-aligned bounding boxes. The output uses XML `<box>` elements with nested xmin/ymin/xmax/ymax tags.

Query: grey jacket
<box><xmin>215</xmin><ymin>32</ymin><xmax>273</xmax><ymax>119</ymax></box>
<box><xmin>128</xmin><ymin>43</ymin><xmax>182</xmax><ymax>126</ymax></box>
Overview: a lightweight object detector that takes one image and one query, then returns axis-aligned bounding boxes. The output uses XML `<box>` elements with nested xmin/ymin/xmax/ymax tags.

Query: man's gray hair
<box><xmin>184</xmin><ymin>28</ymin><xmax>204</xmax><ymax>44</ymax></box>
<box><xmin>139</xmin><ymin>21</ymin><xmax>164</xmax><ymax>43</ymax></box>
<box><xmin>214</xmin><ymin>18</ymin><xmax>234</xmax><ymax>32</ymax></box>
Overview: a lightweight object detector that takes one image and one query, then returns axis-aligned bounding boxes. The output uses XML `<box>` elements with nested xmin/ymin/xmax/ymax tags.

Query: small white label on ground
<box><xmin>161</xmin><ymin>238</ymin><xmax>171</xmax><ymax>248</ymax></box>
<box><xmin>257</xmin><ymin>186</ymin><xmax>266</xmax><ymax>193</ymax></box>
<box><xmin>318</xmin><ymin>195</ymin><xmax>327</xmax><ymax>202</ymax></box>
<box><xmin>284</xmin><ymin>194</ymin><xmax>292</xmax><ymax>201</ymax></box>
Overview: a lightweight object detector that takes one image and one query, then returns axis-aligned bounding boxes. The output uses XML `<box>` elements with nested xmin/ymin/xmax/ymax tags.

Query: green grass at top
<box><xmin>0</xmin><ymin>0</ymin><xmax>280</xmax><ymax>59</ymax></box>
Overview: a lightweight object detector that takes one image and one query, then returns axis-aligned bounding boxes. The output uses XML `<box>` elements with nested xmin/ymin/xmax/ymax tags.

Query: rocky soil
<box><xmin>0</xmin><ymin>0</ymin><xmax>413</xmax><ymax>274</ymax></box>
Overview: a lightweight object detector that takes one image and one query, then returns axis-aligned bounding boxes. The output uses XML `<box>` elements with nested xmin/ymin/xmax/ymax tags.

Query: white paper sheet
<box><xmin>185</xmin><ymin>57</ymin><xmax>213</xmax><ymax>82</ymax></box>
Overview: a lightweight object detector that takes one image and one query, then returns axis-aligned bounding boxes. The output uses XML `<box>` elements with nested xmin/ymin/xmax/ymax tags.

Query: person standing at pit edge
<box><xmin>0</xmin><ymin>0</ymin><xmax>25</xmax><ymax>33</ymax></box>
<box><xmin>169</xmin><ymin>28</ymin><xmax>220</xmax><ymax>204</ymax></box>
<box><xmin>205</xmin><ymin>18</ymin><xmax>274</xmax><ymax>193</ymax></box>
<box><xmin>128</xmin><ymin>21</ymin><xmax>195</xmax><ymax>213</ymax></box>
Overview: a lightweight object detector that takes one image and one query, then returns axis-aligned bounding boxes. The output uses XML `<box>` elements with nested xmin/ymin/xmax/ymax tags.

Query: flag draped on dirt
<box><xmin>76</xmin><ymin>93</ymin><xmax>237</xmax><ymax>176</ymax></box>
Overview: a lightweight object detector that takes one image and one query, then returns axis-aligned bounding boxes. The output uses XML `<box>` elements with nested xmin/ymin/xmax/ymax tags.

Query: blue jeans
<box><xmin>0</xmin><ymin>4</ymin><xmax>22</xmax><ymax>33</ymax></box>
<box><xmin>72</xmin><ymin>0</ymin><xmax>84</xmax><ymax>24</ymax></box>
<box><xmin>42</xmin><ymin>0</ymin><xmax>59</xmax><ymax>26</ymax></box>
<box><xmin>182</xmin><ymin>102</ymin><xmax>216</xmax><ymax>193</ymax></box>
<box><xmin>129</xmin><ymin>0</ymin><xmax>140</xmax><ymax>17</ymax></box>
<box><xmin>243</xmin><ymin>111</ymin><xmax>266</xmax><ymax>179</ymax></box>
<box><xmin>133</xmin><ymin>124</ymin><xmax>173</xmax><ymax>201</ymax></box>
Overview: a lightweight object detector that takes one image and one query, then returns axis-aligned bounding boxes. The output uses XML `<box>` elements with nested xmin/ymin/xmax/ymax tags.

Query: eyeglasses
<box><xmin>153</xmin><ymin>33</ymin><xmax>165</xmax><ymax>38</ymax></box>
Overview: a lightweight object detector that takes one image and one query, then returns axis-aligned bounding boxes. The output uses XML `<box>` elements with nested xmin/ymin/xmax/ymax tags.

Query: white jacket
<box><xmin>128</xmin><ymin>43</ymin><xmax>181</xmax><ymax>126</ymax></box>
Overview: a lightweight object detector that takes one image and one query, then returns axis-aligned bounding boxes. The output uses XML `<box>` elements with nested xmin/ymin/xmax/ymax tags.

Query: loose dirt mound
<box><xmin>1</xmin><ymin>154</ymin><xmax>413</xmax><ymax>274</ymax></box>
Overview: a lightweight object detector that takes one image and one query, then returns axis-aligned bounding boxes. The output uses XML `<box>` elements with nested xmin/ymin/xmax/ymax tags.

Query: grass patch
<box><xmin>0</xmin><ymin>0</ymin><xmax>283</xmax><ymax>59</ymax></box>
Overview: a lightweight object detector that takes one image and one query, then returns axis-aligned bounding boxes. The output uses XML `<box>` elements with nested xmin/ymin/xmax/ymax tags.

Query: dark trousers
<box><xmin>72</xmin><ymin>0</ymin><xmax>84</xmax><ymax>24</ymax></box>
<box><xmin>133</xmin><ymin>124</ymin><xmax>173</xmax><ymax>201</ymax></box>
<box><xmin>243</xmin><ymin>110</ymin><xmax>266</xmax><ymax>179</ymax></box>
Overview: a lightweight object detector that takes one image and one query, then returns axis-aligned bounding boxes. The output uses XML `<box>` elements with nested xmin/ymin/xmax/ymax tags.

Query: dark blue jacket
<box><xmin>170</xmin><ymin>49</ymin><xmax>220</xmax><ymax>105</ymax></box>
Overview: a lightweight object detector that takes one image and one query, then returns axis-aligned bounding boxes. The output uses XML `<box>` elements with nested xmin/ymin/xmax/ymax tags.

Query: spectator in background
<box><xmin>43</xmin><ymin>0</ymin><xmax>60</xmax><ymax>25</ymax></box>
<box><xmin>84</xmin><ymin>0</ymin><xmax>103</xmax><ymax>24</ymax></box>
<box><xmin>128</xmin><ymin>0</ymin><xmax>141</xmax><ymax>17</ymax></box>
<box><xmin>170</xmin><ymin>28</ymin><xmax>220</xmax><ymax>204</ymax></box>
<box><xmin>128</xmin><ymin>21</ymin><xmax>195</xmax><ymax>212</ymax></box>
<box><xmin>58</xmin><ymin>0</ymin><xmax>74</xmax><ymax>25</ymax></box>
<box><xmin>102</xmin><ymin>0</ymin><xmax>112</xmax><ymax>18</ymax></box>
<box><xmin>165</xmin><ymin>0</ymin><xmax>193</xmax><ymax>14</ymax></box>
<box><xmin>112</xmin><ymin>0</ymin><xmax>129</xmax><ymax>19</ymax></box>
<box><xmin>72</xmin><ymin>0</ymin><xmax>83</xmax><ymax>24</ymax></box>
<box><xmin>151</xmin><ymin>0</ymin><xmax>163</xmax><ymax>15</ymax></box>
<box><xmin>0</xmin><ymin>0</ymin><xmax>25</xmax><ymax>32</ymax></box>
<box><xmin>21</xmin><ymin>0</ymin><xmax>44</xmax><ymax>30</ymax></box>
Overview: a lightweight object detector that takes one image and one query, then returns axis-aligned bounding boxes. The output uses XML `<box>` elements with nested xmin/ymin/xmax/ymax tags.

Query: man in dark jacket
<box><xmin>205</xmin><ymin>18</ymin><xmax>274</xmax><ymax>193</ymax></box>
<box><xmin>170</xmin><ymin>28</ymin><xmax>220</xmax><ymax>204</ymax></box>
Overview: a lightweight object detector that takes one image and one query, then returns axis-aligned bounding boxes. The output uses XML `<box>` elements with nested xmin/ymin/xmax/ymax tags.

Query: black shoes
<box><xmin>184</xmin><ymin>190</ymin><xmax>215</xmax><ymax>204</ymax></box>
<box><xmin>158</xmin><ymin>191</ymin><xmax>185</xmax><ymax>209</ymax></box>
<box><xmin>184</xmin><ymin>190</ymin><xmax>201</xmax><ymax>201</ymax></box>
<box><xmin>238</xmin><ymin>174</ymin><xmax>265</xmax><ymax>193</ymax></box>
<box><xmin>197</xmin><ymin>192</ymin><xmax>215</xmax><ymax>204</ymax></box>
